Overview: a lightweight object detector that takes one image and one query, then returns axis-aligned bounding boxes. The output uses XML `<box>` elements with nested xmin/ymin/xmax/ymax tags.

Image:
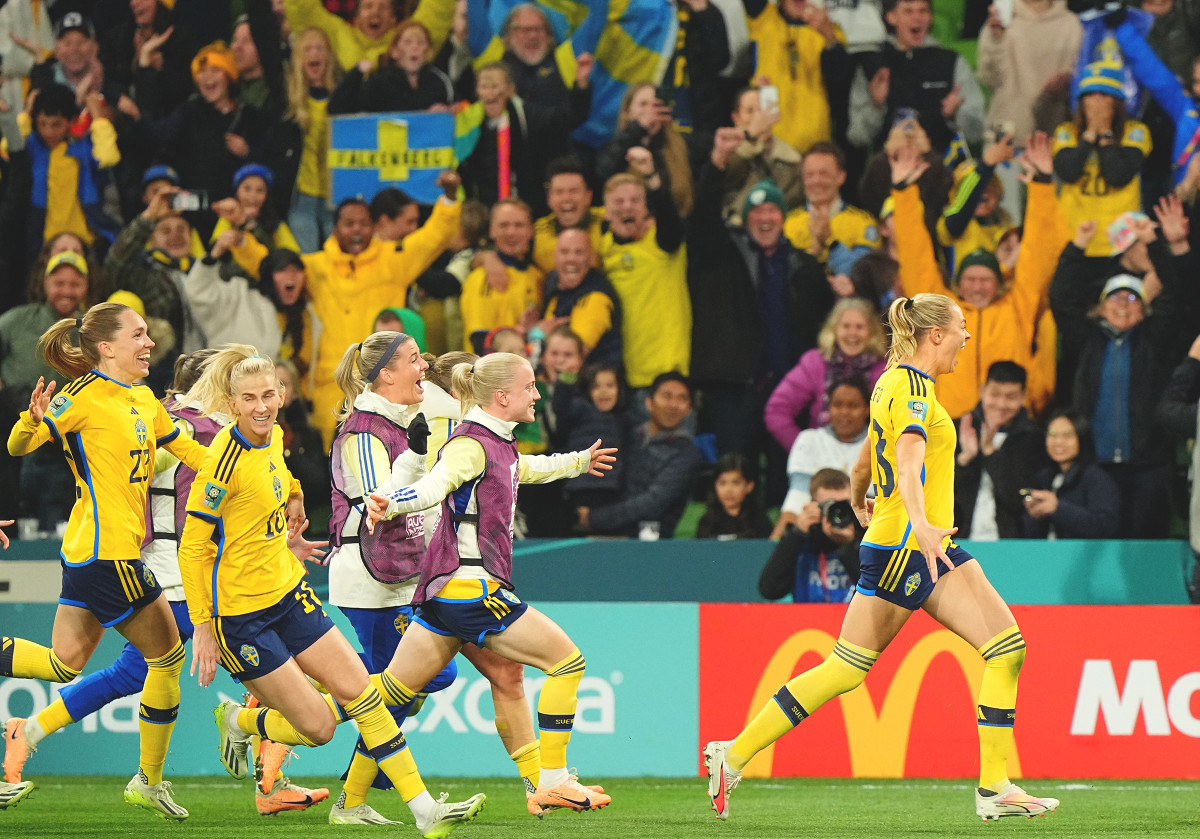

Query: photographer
<box><xmin>758</xmin><ymin>469</ymin><xmax>863</xmax><ymax>603</ymax></box>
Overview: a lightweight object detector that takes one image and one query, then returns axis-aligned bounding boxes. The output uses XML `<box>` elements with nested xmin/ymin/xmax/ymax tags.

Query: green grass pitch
<box><xmin>4</xmin><ymin>777</ymin><xmax>1200</xmax><ymax>837</ymax></box>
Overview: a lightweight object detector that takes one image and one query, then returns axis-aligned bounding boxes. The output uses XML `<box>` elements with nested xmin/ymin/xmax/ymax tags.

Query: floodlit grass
<box><xmin>3</xmin><ymin>776</ymin><xmax>1198</xmax><ymax>837</ymax></box>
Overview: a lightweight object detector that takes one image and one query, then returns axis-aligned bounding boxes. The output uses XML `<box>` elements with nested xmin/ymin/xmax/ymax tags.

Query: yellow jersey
<box><xmin>863</xmin><ymin>364</ymin><xmax>956</xmax><ymax>551</ymax></box>
<box><xmin>531</xmin><ymin>209</ymin><xmax>606</xmax><ymax>275</ymax></box>
<box><xmin>1052</xmin><ymin>120</ymin><xmax>1151</xmax><ymax>257</ymax></box>
<box><xmin>783</xmin><ymin>202</ymin><xmax>880</xmax><ymax>264</ymax></box>
<box><xmin>178</xmin><ymin>424</ymin><xmax>304</xmax><ymax>623</ymax></box>
<box><xmin>7</xmin><ymin>371</ymin><xmax>208</xmax><ymax>566</ymax></box>
<box><xmin>458</xmin><ymin>261</ymin><xmax>543</xmax><ymax>351</ymax></box>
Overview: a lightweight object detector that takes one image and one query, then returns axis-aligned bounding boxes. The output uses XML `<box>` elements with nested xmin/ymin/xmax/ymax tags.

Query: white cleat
<box><xmin>704</xmin><ymin>740</ymin><xmax>741</xmax><ymax>821</ymax></box>
<box><xmin>123</xmin><ymin>771</ymin><xmax>189</xmax><ymax>821</ymax></box>
<box><xmin>975</xmin><ymin>783</ymin><xmax>1059</xmax><ymax>821</ymax></box>
<box><xmin>213</xmin><ymin>700</ymin><xmax>252</xmax><ymax>779</ymax></box>
<box><xmin>0</xmin><ymin>780</ymin><xmax>33</xmax><ymax>810</ymax></box>
<box><xmin>418</xmin><ymin>792</ymin><xmax>486</xmax><ymax>839</ymax></box>
<box><xmin>328</xmin><ymin>790</ymin><xmax>402</xmax><ymax>825</ymax></box>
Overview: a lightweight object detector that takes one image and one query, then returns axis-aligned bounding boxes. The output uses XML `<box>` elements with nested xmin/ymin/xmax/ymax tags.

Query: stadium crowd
<box><xmin>0</xmin><ymin>0</ymin><xmax>1199</xmax><ymax>566</ymax></box>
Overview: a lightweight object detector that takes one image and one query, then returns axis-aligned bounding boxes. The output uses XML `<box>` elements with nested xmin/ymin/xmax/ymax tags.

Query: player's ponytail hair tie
<box><xmin>74</xmin><ymin>317</ymin><xmax>83</xmax><ymax>329</ymax></box>
<box><xmin>903</xmin><ymin>298</ymin><xmax>914</xmax><ymax>311</ymax></box>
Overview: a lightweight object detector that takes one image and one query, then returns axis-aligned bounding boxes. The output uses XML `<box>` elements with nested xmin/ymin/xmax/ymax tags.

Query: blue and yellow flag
<box><xmin>329</xmin><ymin>112</ymin><xmax>457</xmax><ymax>205</ymax></box>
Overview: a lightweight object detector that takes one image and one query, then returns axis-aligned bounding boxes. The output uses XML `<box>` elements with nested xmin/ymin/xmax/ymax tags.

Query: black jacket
<box><xmin>686</xmin><ymin>161</ymin><xmax>831</xmax><ymax>387</ymax></box>
<box><xmin>458</xmin><ymin>91</ymin><xmax>591</xmax><ymax>216</ymax></box>
<box><xmin>587</xmin><ymin>422</ymin><xmax>702</xmax><ymax>538</ymax></box>
<box><xmin>1051</xmin><ymin>239</ymin><xmax>1185</xmax><ymax>464</ymax></box>
<box><xmin>1019</xmin><ymin>461</ymin><xmax>1120</xmax><ymax>539</ymax></box>
<box><xmin>954</xmin><ymin>406</ymin><xmax>1049</xmax><ymax>539</ymax></box>
<box><xmin>329</xmin><ymin>64</ymin><xmax>455</xmax><ymax>115</ymax></box>
<box><xmin>758</xmin><ymin>523</ymin><xmax>861</xmax><ymax>601</ymax></box>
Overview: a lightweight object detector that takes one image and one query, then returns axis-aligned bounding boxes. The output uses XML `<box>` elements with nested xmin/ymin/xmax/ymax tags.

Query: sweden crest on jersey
<box><xmin>134</xmin><ymin>418</ymin><xmax>147</xmax><ymax>445</ymax></box>
<box><xmin>904</xmin><ymin>572</ymin><xmax>921</xmax><ymax>597</ymax></box>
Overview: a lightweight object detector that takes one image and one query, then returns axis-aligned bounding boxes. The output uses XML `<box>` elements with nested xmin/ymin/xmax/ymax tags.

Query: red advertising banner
<box><xmin>699</xmin><ymin>604</ymin><xmax>1200</xmax><ymax>779</ymax></box>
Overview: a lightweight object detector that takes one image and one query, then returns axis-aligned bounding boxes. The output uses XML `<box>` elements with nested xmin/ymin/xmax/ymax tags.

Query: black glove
<box><xmin>406</xmin><ymin>412</ymin><xmax>430</xmax><ymax>456</ymax></box>
<box><xmin>1104</xmin><ymin>5</ymin><xmax>1127</xmax><ymax>27</ymax></box>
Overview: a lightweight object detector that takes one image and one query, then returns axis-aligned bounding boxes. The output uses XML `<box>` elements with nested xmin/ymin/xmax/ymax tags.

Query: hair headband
<box><xmin>366</xmin><ymin>333</ymin><xmax>409</xmax><ymax>383</ymax></box>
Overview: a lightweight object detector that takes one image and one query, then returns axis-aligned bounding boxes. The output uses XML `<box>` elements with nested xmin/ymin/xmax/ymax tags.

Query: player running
<box><xmin>0</xmin><ymin>304</ymin><xmax>208</xmax><ymax>818</ymax></box>
<box><xmin>364</xmin><ymin>352</ymin><xmax>616</xmax><ymax>815</ymax></box>
<box><xmin>704</xmin><ymin>294</ymin><xmax>1060</xmax><ymax>823</ymax></box>
<box><xmin>178</xmin><ymin>345</ymin><xmax>485</xmax><ymax>839</ymax></box>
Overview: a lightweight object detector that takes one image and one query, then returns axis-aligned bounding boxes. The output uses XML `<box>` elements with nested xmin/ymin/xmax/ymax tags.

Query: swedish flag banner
<box><xmin>329</xmin><ymin>112</ymin><xmax>456</xmax><ymax>205</ymax></box>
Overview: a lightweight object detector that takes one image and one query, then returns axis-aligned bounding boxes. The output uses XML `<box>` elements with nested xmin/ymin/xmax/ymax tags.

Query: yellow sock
<box><xmin>372</xmin><ymin>670</ymin><xmax>416</xmax><ymax>708</ymax></box>
<box><xmin>34</xmin><ymin>698</ymin><xmax>75</xmax><ymax>737</ymax></box>
<box><xmin>341</xmin><ymin>743</ymin><xmax>378</xmax><ymax>808</ymax></box>
<box><xmin>976</xmin><ymin>626</ymin><xmax>1025</xmax><ymax>791</ymax></box>
<box><xmin>344</xmin><ymin>685</ymin><xmax>426</xmax><ymax>802</ymax></box>
<box><xmin>538</xmin><ymin>649</ymin><xmax>584</xmax><ymax>771</ymax></box>
<box><xmin>0</xmin><ymin>637</ymin><xmax>80</xmax><ymax>682</ymax></box>
<box><xmin>729</xmin><ymin>638</ymin><xmax>878</xmax><ymax>771</ymax></box>
<box><xmin>139</xmin><ymin>640</ymin><xmax>185</xmax><ymax>785</ymax></box>
<box><xmin>238</xmin><ymin>706</ymin><xmax>321</xmax><ymax>747</ymax></box>
<box><xmin>509</xmin><ymin>741</ymin><xmax>540</xmax><ymax>793</ymax></box>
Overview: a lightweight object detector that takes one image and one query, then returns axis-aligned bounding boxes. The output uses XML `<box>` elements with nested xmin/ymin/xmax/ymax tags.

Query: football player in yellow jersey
<box><xmin>177</xmin><ymin>345</ymin><xmax>486</xmax><ymax>838</ymax></box>
<box><xmin>704</xmin><ymin>294</ymin><xmax>1059</xmax><ymax>823</ymax></box>
<box><xmin>0</xmin><ymin>303</ymin><xmax>209</xmax><ymax>819</ymax></box>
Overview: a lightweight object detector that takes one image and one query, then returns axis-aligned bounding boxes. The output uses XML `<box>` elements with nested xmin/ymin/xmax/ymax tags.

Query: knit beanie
<box><xmin>742</xmin><ymin>179</ymin><xmax>787</xmax><ymax>219</ymax></box>
<box><xmin>956</xmin><ymin>248</ymin><xmax>1002</xmax><ymax>282</ymax></box>
<box><xmin>191</xmin><ymin>42</ymin><xmax>238</xmax><ymax>84</ymax></box>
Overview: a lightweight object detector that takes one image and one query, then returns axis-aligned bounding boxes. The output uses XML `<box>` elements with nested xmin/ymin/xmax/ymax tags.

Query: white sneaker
<box><xmin>703</xmin><ymin>740</ymin><xmax>741</xmax><ymax>821</ymax></box>
<box><xmin>328</xmin><ymin>790</ymin><xmax>402</xmax><ymax>825</ymax></box>
<box><xmin>417</xmin><ymin>792</ymin><xmax>486</xmax><ymax>839</ymax></box>
<box><xmin>123</xmin><ymin>771</ymin><xmax>189</xmax><ymax>821</ymax></box>
<box><xmin>213</xmin><ymin>700</ymin><xmax>251</xmax><ymax>779</ymax></box>
<box><xmin>0</xmin><ymin>780</ymin><xmax>33</xmax><ymax>810</ymax></box>
<box><xmin>975</xmin><ymin>783</ymin><xmax>1059</xmax><ymax>821</ymax></box>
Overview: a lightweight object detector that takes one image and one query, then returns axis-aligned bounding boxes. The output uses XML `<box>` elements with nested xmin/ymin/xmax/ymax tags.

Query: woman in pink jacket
<box><xmin>764</xmin><ymin>298</ymin><xmax>887</xmax><ymax>451</ymax></box>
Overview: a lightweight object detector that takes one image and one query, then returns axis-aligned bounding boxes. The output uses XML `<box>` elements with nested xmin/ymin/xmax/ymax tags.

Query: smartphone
<box><xmin>170</xmin><ymin>190</ymin><xmax>209</xmax><ymax>213</ymax></box>
<box><xmin>759</xmin><ymin>85</ymin><xmax>779</xmax><ymax>112</ymax></box>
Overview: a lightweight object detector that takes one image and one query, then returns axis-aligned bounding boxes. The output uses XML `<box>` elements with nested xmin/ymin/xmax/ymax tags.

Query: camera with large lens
<box><xmin>819</xmin><ymin>498</ymin><xmax>855</xmax><ymax>529</ymax></box>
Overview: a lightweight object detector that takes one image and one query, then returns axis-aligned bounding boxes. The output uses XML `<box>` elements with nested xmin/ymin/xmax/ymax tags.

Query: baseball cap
<box><xmin>45</xmin><ymin>250</ymin><xmax>89</xmax><ymax>279</ymax></box>
<box><xmin>1100</xmin><ymin>274</ymin><xmax>1145</xmax><ymax>303</ymax></box>
<box><xmin>55</xmin><ymin>12</ymin><xmax>95</xmax><ymax>40</ymax></box>
<box><xmin>142</xmin><ymin>164</ymin><xmax>181</xmax><ymax>189</ymax></box>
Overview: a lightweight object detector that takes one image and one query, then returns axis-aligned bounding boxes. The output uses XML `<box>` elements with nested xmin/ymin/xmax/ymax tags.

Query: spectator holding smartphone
<box><xmin>1020</xmin><ymin>410</ymin><xmax>1119</xmax><ymax>540</ymax></box>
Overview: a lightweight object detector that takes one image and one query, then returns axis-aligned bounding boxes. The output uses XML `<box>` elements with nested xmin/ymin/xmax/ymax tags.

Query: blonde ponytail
<box><xmin>182</xmin><ymin>344</ymin><xmax>277</xmax><ymax>417</ymax></box>
<box><xmin>886</xmin><ymin>294</ymin><xmax>958</xmax><ymax>367</ymax></box>
<box><xmin>333</xmin><ymin>331</ymin><xmax>415</xmax><ymax>422</ymax></box>
<box><xmin>38</xmin><ymin>301</ymin><xmax>132</xmax><ymax>381</ymax></box>
<box><xmin>448</xmin><ymin>351</ymin><xmax>529</xmax><ymax>416</ymax></box>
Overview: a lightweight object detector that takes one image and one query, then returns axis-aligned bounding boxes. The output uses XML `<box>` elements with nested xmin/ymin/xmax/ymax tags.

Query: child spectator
<box><xmin>211</xmin><ymin>164</ymin><xmax>301</xmax><ymax>277</ymax></box>
<box><xmin>556</xmin><ymin>361</ymin><xmax>628</xmax><ymax>511</ymax></box>
<box><xmin>329</xmin><ymin>20</ymin><xmax>454</xmax><ymax>114</ymax></box>
<box><xmin>0</xmin><ymin>82</ymin><xmax>121</xmax><ymax>271</ymax></box>
<box><xmin>456</xmin><ymin>60</ymin><xmax>592</xmax><ymax>214</ymax></box>
<box><xmin>282</xmin><ymin>0</ymin><xmax>398</xmax><ymax>72</ymax></box>
<box><xmin>1020</xmin><ymin>410</ymin><xmax>1120</xmax><ymax>540</ymax></box>
<box><xmin>1052</xmin><ymin>60</ymin><xmax>1152</xmax><ymax>258</ymax></box>
<box><xmin>696</xmin><ymin>452</ymin><xmax>773</xmax><ymax>540</ymax></box>
<box><xmin>285</xmin><ymin>27</ymin><xmax>341</xmax><ymax>254</ymax></box>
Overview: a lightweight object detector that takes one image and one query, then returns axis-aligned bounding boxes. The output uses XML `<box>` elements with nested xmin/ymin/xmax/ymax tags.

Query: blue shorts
<box><xmin>213</xmin><ymin>581</ymin><xmax>335</xmax><ymax>682</ymax></box>
<box><xmin>856</xmin><ymin>541</ymin><xmax>976</xmax><ymax>609</ymax></box>
<box><xmin>59</xmin><ymin>559</ymin><xmax>162</xmax><ymax>627</ymax></box>
<box><xmin>415</xmin><ymin>582</ymin><xmax>529</xmax><ymax>646</ymax></box>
